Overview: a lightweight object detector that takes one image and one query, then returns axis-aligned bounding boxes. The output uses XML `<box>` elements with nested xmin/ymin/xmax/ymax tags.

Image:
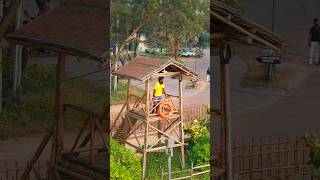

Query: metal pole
<box><xmin>166</xmin><ymin>139</ymin><xmax>174</xmax><ymax>180</ymax></box>
<box><xmin>168</xmin><ymin>153</ymin><xmax>171</xmax><ymax>180</ymax></box>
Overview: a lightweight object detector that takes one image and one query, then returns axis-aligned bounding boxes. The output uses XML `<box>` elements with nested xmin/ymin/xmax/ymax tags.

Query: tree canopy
<box><xmin>111</xmin><ymin>0</ymin><xmax>209</xmax><ymax>61</ymax></box>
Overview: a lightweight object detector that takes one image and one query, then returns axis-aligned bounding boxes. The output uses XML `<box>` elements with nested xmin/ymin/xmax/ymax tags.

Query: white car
<box><xmin>181</xmin><ymin>50</ymin><xmax>196</xmax><ymax>57</ymax></box>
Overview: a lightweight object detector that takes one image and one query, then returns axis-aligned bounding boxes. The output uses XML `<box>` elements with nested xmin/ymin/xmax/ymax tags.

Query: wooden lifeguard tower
<box><xmin>5</xmin><ymin>0</ymin><xmax>108</xmax><ymax>179</ymax></box>
<box><xmin>111</xmin><ymin>56</ymin><xmax>198</xmax><ymax>179</ymax></box>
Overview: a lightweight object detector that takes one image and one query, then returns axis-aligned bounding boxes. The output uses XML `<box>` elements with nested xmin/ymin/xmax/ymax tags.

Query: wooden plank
<box><xmin>127</xmin><ymin>79</ymin><xmax>131</xmax><ymax>112</ymax></box>
<box><xmin>70</xmin><ymin>115</ymin><xmax>91</xmax><ymax>154</ymax></box>
<box><xmin>63</xmin><ymin>104</ymin><xmax>100</xmax><ymax>117</ymax></box>
<box><xmin>90</xmin><ymin>118</ymin><xmax>95</xmax><ymax>164</ymax></box>
<box><xmin>56</xmin><ymin>54</ymin><xmax>66</xmax><ymax>160</ymax></box>
<box><xmin>51</xmin><ymin>164</ymin><xmax>95</xmax><ymax>180</ymax></box>
<box><xmin>94</xmin><ymin>117</ymin><xmax>108</xmax><ymax>150</ymax></box>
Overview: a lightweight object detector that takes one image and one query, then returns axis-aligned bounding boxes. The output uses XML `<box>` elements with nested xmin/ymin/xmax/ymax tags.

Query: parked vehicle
<box><xmin>181</xmin><ymin>50</ymin><xmax>196</xmax><ymax>57</ymax></box>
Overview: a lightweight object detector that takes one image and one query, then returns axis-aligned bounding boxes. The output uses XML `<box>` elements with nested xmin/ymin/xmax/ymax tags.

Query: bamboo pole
<box><xmin>127</xmin><ymin>79</ymin><xmax>131</xmax><ymax>112</ymax></box>
<box><xmin>211</xmin><ymin>11</ymin><xmax>281</xmax><ymax>52</ymax></box>
<box><xmin>142</xmin><ymin>79</ymin><xmax>150</xmax><ymax>180</ymax></box>
<box><xmin>0</xmin><ymin>0</ymin><xmax>3</xmax><ymax>112</ymax></box>
<box><xmin>220</xmin><ymin>59</ymin><xmax>233</xmax><ymax>180</ymax></box>
<box><xmin>90</xmin><ymin>116</ymin><xmax>95</xmax><ymax>164</ymax></box>
<box><xmin>50</xmin><ymin>53</ymin><xmax>66</xmax><ymax>172</ymax></box>
<box><xmin>179</xmin><ymin>75</ymin><xmax>185</xmax><ymax>169</ymax></box>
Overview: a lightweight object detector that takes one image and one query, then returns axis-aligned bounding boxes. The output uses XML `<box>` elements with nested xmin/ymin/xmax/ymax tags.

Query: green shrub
<box><xmin>110</xmin><ymin>138</ymin><xmax>142</xmax><ymax>180</ymax></box>
<box><xmin>145</xmin><ymin>49</ymin><xmax>151</xmax><ymax>54</ymax></box>
<box><xmin>304</xmin><ymin>133</ymin><xmax>320</xmax><ymax>178</ymax></box>
<box><xmin>185</xmin><ymin>118</ymin><xmax>210</xmax><ymax>165</ymax></box>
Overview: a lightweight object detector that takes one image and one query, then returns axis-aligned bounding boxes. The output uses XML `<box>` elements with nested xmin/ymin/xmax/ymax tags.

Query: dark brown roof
<box><xmin>113</xmin><ymin>56</ymin><xmax>198</xmax><ymax>81</ymax></box>
<box><xmin>6</xmin><ymin>0</ymin><xmax>107</xmax><ymax>62</ymax></box>
<box><xmin>211</xmin><ymin>0</ymin><xmax>285</xmax><ymax>51</ymax></box>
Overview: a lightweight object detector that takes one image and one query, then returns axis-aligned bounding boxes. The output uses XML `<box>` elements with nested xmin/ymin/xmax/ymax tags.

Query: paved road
<box><xmin>223</xmin><ymin>0</ymin><xmax>320</xmax><ymax>140</ymax></box>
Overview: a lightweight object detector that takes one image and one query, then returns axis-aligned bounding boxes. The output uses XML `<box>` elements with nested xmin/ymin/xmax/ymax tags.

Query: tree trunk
<box><xmin>173</xmin><ymin>36</ymin><xmax>179</xmax><ymax>61</ymax></box>
<box><xmin>133</xmin><ymin>33</ymin><xmax>141</xmax><ymax>57</ymax></box>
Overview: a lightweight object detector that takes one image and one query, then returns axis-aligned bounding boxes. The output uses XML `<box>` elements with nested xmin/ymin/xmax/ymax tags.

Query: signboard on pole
<box><xmin>256</xmin><ymin>56</ymin><xmax>281</xmax><ymax>64</ymax></box>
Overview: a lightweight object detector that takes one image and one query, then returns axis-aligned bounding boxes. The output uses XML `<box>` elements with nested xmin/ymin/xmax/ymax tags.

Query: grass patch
<box><xmin>146</xmin><ymin>146</ymin><xmax>210</xmax><ymax>180</ymax></box>
<box><xmin>0</xmin><ymin>61</ymin><xmax>106</xmax><ymax>139</ymax></box>
<box><xmin>111</xmin><ymin>80</ymin><xmax>144</xmax><ymax>105</ymax></box>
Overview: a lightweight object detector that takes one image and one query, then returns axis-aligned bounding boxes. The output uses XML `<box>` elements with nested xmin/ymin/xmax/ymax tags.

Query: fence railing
<box><xmin>160</xmin><ymin>163</ymin><xmax>210</xmax><ymax>180</ymax></box>
<box><xmin>110</xmin><ymin>104</ymin><xmax>209</xmax><ymax>134</ymax></box>
<box><xmin>0</xmin><ymin>161</ymin><xmax>48</xmax><ymax>180</ymax></box>
<box><xmin>231</xmin><ymin>136</ymin><xmax>313</xmax><ymax>180</ymax></box>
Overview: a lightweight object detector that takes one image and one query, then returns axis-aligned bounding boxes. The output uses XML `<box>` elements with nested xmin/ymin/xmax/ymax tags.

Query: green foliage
<box><xmin>304</xmin><ymin>133</ymin><xmax>320</xmax><ymax>178</ymax></box>
<box><xmin>0</xmin><ymin>60</ymin><xmax>106</xmax><ymax>138</ymax></box>
<box><xmin>110</xmin><ymin>80</ymin><xmax>144</xmax><ymax>105</ymax></box>
<box><xmin>145</xmin><ymin>0</ymin><xmax>209</xmax><ymax>57</ymax></box>
<box><xmin>22</xmin><ymin>62</ymin><xmax>56</xmax><ymax>93</ymax></box>
<box><xmin>185</xmin><ymin>117</ymin><xmax>210</xmax><ymax>166</ymax></box>
<box><xmin>110</xmin><ymin>138</ymin><xmax>142</xmax><ymax>180</ymax></box>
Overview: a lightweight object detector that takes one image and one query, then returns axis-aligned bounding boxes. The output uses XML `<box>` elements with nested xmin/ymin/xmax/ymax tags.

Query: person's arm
<box><xmin>163</xmin><ymin>88</ymin><xmax>167</xmax><ymax>97</ymax></box>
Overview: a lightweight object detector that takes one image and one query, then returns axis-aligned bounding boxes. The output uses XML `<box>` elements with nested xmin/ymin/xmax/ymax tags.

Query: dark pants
<box><xmin>152</xmin><ymin>96</ymin><xmax>162</xmax><ymax>114</ymax></box>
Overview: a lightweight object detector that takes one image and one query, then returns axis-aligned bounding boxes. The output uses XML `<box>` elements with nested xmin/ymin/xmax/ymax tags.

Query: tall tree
<box><xmin>144</xmin><ymin>0</ymin><xmax>209</xmax><ymax>60</ymax></box>
<box><xmin>110</xmin><ymin>0</ymin><xmax>161</xmax><ymax>92</ymax></box>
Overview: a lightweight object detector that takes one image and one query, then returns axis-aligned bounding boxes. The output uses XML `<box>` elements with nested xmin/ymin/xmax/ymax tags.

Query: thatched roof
<box><xmin>211</xmin><ymin>0</ymin><xmax>285</xmax><ymax>51</ymax></box>
<box><xmin>113</xmin><ymin>56</ymin><xmax>198</xmax><ymax>82</ymax></box>
<box><xmin>6</xmin><ymin>0</ymin><xmax>107</xmax><ymax>62</ymax></box>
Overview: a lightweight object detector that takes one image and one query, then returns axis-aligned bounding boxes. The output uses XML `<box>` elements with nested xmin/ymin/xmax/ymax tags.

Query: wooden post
<box><xmin>142</xmin><ymin>79</ymin><xmax>150</xmax><ymax>180</ymax></box>
<box><xmin>90</xmin><ymin>117</ymin><xmax>95</xmax><ymax>164</ymax></box>
<box><xmin>179</xmin><ymin>75</ymin><xmax>185</xmax><ymax>169</ymax></box>
<box><xmin>13</xmin><ymin>0</ymin><xmax>23</xmax><ymax>100</ymax></box>
<box><xmin>220</xmin><ymin>48</ymin><xmax>233</xmax><ymax>180</ymax></box>
<box><xmin>127</xmin><ymin>79</ymin><xmax>131</xmax><ymax>112</ymax></box>
<box><xmin>51</xmin><ymin>54</ymin><xmax>65</xmax><ymax>163</ymax></box>
<box><xmin>220</xmin><ymin>63</ymin><xmax>225</xmax><ymax>169</ymax></box>
<box><xmin>0</xmin><ymin>0</ymin><xmax>3</xmax><ymax>112</ymax></box>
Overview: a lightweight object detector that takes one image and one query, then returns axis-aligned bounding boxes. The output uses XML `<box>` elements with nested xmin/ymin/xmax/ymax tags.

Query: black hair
<box><xmin>314</xmin><ymin>18</ymin><xmax>319</xmax><ymax>24</ymax></box>
<box><xmin>158</xmin><ymin>77</ymin><xmax>164</xmax><ymax>81</ymax></box>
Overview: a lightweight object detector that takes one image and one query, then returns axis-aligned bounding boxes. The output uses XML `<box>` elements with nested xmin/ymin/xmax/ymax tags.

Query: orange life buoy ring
<box><xmin>157</xmin><ymin>101</ymin><xmax>174</xmax><ymax>119</ymax></box>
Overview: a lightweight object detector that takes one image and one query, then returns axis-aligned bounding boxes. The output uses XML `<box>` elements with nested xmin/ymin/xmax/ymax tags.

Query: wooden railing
<box><xmin>160</xmin><ymin>163</ymin><xmax>211</xmax><ymax>180</ymax></box>
<box><xmin>110</xmin><ymin>104</ymin><xmax>209</xmax><ymax>134</ymax></box>
<box><xmin>62</xmin><ymin>104</ymin><xmax>108</xmax><ymax>164</ymax></box>
<box><xmin>0</xmin><ymin>161</ymin><xmax>48</xmax><ymax>180</ymax></box>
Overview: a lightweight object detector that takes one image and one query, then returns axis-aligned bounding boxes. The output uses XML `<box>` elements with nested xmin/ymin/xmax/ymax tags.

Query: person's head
<box><xmin>158</xmin><ymin>77</ymin><xmax>164</xmax><ymax>84</ymax></box>
<box><xmin>314</xmin><ymin>18</ymin><xmax>319</xmax><ymax>26</ymax></box>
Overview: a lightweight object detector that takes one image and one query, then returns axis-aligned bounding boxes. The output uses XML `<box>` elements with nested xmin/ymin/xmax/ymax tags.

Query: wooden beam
<box><xmin>142</xmin><ymin>79</ymin><xmax>150</xmax><ymax>180</ymax></box>
<box><xmin>179</xmin><ymin>75</ymin><xmax>185</xmax><ymax>168</ymax></box>
<box><xmin>51</xmin><ymin>53</ymin><xmax>66</xmax><ymax>163</ymax></box>
<box><xmin>212</xmin><ymin>33</ymin><xmax>226</xmax><ymax>39</ymax></box>
<box><xmin>127</xmin><ymin>79</ymin><xmax>131</xmax><ymax>112</ymax></box>
<box><xmin>211</xmin><ymin>11</ymin><xmax>281</xmax><ymax>51</ymax></box>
